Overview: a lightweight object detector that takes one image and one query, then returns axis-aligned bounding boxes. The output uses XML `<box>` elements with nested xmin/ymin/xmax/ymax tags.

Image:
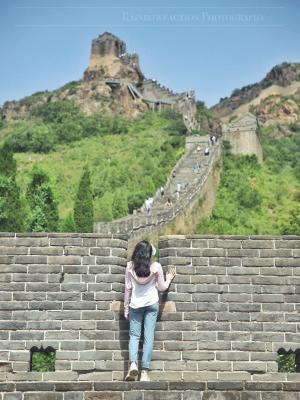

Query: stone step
<box><xmin>0</xmin><ymin>379</ymin><xmax>299</xmax><ymax>399</ymax></box>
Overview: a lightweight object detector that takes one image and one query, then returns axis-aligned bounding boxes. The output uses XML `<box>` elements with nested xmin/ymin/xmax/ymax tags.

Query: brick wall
<box><xmin>0</xmin><ymin>233</ymin><xmax>128</xmax><ymax>381</ymax></box>
<box><xmin>0</xmin><ymin>233</ymin><xmax>300</xmax><ymax>385</ymax></box>
<box><xmin>158</xmin><ymin>234</ymin><xmax>300</xmax><ymax>379</ymax></box>
<box><xmin>1</xmin><ymin>380</ymin><xmax>300</xmax><ymax>400</ymax></box>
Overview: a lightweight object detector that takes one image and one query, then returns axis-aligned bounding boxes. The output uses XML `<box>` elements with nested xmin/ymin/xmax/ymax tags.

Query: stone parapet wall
<box><xmin>0</xmin><ymin>233</ymin><xmax>300</xmax><ymax>384</ymax></box>
<box><xmin>0</xmin><ymin>380</ymin><xmax>300</xmax><ymax>399</ymax></box>
<box><xmin>158</xmin><ymin>235</ymin><xmax>300</xmax><ymax>376</ymax></box>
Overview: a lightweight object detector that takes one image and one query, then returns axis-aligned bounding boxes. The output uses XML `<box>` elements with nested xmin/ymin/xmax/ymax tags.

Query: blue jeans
<box><xmin>128</xmin><ymin>301</ymin><xmax>159</xmax><ymax>369</ymax></box>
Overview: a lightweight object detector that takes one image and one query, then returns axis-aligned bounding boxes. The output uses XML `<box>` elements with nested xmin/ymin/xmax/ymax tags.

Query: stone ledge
<box><xmin>2</xmin><ymin>373</ymin><xmax>300</xmax><ymax>383</ymax></box>
<box><xmin>0</xmin><ymin>380</ymin><xmax>300</xmax><ymax>392</ymax></box>
<box><xmin>160</xmin><ymin>235</ymin><xmax>300</xmax><ymax>240</ymax></box>
<box><xmin>0</xmin><ymin>233</ymin><xmax>128</xmax><ymax>239</ymax></box>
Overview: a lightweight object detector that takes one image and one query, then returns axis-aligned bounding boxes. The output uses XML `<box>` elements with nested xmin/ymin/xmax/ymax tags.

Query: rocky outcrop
<box><xmin>252</xmin><ymin>90</ymin><xmax>300</xmax><ymax>128</ymax></box>
<box><xmin>1</xmin><ymin>32</ymin><xmax>199</xmax><ymax>131</ymax></box>
<box><xmin>212</xmin><ymin>62</ymin><xmax>300</xmax><ymax>117</ymax></box>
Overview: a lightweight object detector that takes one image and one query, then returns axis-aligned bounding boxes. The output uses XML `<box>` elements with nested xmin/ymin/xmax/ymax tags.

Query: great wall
<box><xmin>0</xmin><ymin>233</ymin><xmax>299</xmax><ymax>399</ymax></box>
<box><xmin>83</xmin><ymin>32</ymin><xmax>200</xmax><ymax>132</ymax></box>
<box><xmin>88</xmin><ymin>33</ymin><xmax>263</xmax><ymax>240</ymax></box>
<box><xmin>1</xmin><ymin>33</ymin><xmax>299</xmax><ymax>400</ymax></box>
<box><xmin>94</xmin><ymin>111</ymin><xmax>262</xmax><ymax>241</ymax></box>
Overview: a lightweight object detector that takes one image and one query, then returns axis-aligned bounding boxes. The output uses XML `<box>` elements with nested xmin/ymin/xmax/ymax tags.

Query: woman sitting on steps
<box><xmin>124</xmin><ymin>240</ymin><xmax>176</xmax><ymax>381</ymax></box>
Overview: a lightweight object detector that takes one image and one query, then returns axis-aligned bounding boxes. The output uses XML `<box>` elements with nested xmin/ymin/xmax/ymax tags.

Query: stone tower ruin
<box><xmin>84</xmin><ymin>32</ymin><xmax>200</xmax><ymax>132</ymax></box>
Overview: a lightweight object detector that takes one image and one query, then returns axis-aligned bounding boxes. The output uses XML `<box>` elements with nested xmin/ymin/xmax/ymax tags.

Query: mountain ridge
<box><xmin>211</xmin><ymin>62</ymin><xmax>300</xmax><ymax>118</ymax></box>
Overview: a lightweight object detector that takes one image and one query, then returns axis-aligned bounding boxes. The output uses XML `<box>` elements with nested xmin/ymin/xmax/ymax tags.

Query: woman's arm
<box><xmin>124</xmin><ymin>265</ymin><xmax>132</xmax><ymax>319</ymax></box>
<box><xmin>156</xmin><ymin>263</ymin><xmax>175</xmax><ymax>291</ymax></box>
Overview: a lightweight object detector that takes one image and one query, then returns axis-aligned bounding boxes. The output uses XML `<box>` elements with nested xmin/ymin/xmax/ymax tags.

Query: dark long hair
<box><xmin>131</xmin><ymin>240</ymin><xmax>152</xmax><ymax>277</ymax></box>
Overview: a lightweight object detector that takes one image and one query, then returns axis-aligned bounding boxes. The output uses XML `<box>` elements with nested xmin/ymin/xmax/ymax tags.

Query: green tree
<box><xmin>128</xmin><ymin>192</ymin><xmax>144</xmax><ymax>214</ymax></box>
<box><xmin>112</xmin><ymin>189</ymin><xmax>128</xmax><ymax>219</ymax></box>
<box><xmin>96</xmin><ymin>191</ymin><xmax>113</xmax><ymax>222</ymax></box>
<box><xmin>74</xmin><ymin>166</ymin><xmax>94</xmax><ymax>232</ymax></box>
<box><xmin>281</xmin><ymin>205</ymin><xmax>300</xmax><ymax>235</ymax></box>
<box><xmin>26</xmin><ymin>166</ymin><xmax>59</xmax><ymax>232</ymax></box>
<box><xmin>0</xmin><ymin>143</ymin><xmax>24</xmax><ymax>231</ymax></box>
<box><xmin>0</xmin><ymin>142</ymin><xmax>17</xmax><ymax>176</ymax></box>
<box><xmin>60</xmin><ymin>211</ymin><xmax>76</xmax><ymax>232</ymax></box>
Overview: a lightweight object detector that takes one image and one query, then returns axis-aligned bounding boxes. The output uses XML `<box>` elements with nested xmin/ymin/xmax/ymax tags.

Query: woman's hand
<box><xmin>124</xmin><ymin>313</ymin><xmax>129</xmax><ymax>320</ymax></box>
<box><xmin>166</xmin><ymin>267</ymin><xmax>176</xmax><ymax>281</ymax></box>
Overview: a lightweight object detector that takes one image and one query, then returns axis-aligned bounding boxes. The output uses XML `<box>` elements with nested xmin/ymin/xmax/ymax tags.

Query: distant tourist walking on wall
<box><xmin>176</xmin><ymin>183</ymin><xmax>181</xmax><ymax>199</ymax></box>
<box><xmin>160</xmin><ymin>186</ymin><xmax>164</xmax><ymax>196</ymax></box>
<box><xmin>204</xmin><ymin>147</ymin><xmax>210</xmax><ymax>156</ymax></box>
<box><xmin>165</xmin><ymin>197</ymin><xmax>172</xmax><ymax>207</ymax></box>
<box><xmin>145</xmin><ymin>197</ymin><xmax>153</xmax><ymax>214</ymax></box>
<box><xmin>124</xmin><ymin>240</ymin><xmax>176</xmax><ymax>381</ymax></box>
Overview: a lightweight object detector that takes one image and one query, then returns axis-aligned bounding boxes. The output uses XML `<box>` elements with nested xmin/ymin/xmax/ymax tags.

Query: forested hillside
<box><xmin>198</xmin><ymin>89</ymin><xmax>300</xmax><ymax>235</ymax></box>
<box><xmin>0</xmin><ymin>101</ymin><xmax>187</xmax><ymax>232</ymax></box>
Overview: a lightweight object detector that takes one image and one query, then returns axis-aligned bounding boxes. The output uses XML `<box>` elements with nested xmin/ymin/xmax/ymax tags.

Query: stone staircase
<box><xmin>140</xmin><ymin>79</ymin><xmax>178</xmax><ymax>103</ymax></box>
<box><xmin>151</xmin><ymin>143</ymin><xmax>211</xmax><ymax>212</ymax></box>
<box><xmin>94</xmin><ymin>136</ymin><xmax>221</xmax><ymax>238</ymax></box>
<box><xmin>106</xmin><ymin>78</ymin><xmax>200</xmax><ymax>131</ymax></box>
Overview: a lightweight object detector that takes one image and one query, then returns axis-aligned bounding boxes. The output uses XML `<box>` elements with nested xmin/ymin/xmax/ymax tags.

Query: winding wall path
<box><xmin>93</xmin><ymin>136</ymin><xmax>221</xmax><ymax>238</ymax></box>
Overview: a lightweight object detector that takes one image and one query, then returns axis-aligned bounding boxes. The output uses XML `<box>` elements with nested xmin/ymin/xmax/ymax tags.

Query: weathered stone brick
<box><xmin>209</xmin><ymin>257</ymin><xmax>241</xmax><ymax>267</ymax></box>
<box><xmin>15</xmin><ymin>382</ymin><xmax>55</xmax><ymax>391</ymax></box>
<box><xmin>16</xmin><ymin>237</ymin><xmax>49</xmax><ymax>247</ymax></box>
<box><xmin>242</xmin><ymin>258</ymin><xmax>274</xmax><ymax>267</ymax></box>
<box><xmin>123</xmin><ymin>392</ymin><xmax>143</xmax><ymax>400</ymax></box>
<box><xmin>96</xmin><ymin>256</ymin><xmax>126</xmax><ymax>266</ymax></box>
<box><xmin>228</xmin><ymin>267</ymin><xmax>260</xmax><ymax>275</ymax></box>
<box><xmin>242</xmin><ymin>240</ymin><xmax>274</xmax><ymax>249</ymax></box>
<box><xmin>252</xmin><ymin>332</ymin><xmax>284</xmax><ymax>342</ymax></box>
<box><xmin>85</xmin><ymin>393</ymin><xmax>122</xmax><ymax>400</ymax></box>
<box><xmin>229</xmin><ymin>304</ymin><xmax>261</xmax><ymax>312</ymax></box>
<box><xmin>183</xmin><ymin>312</ymin><xmax>216</xmax><ymax>321</ymax></box>
<box><xmin>50</xmin><ymin>237</ymin><xmax>82</xmax><ymax>246</ymax></box>
<box><xmin>3</xmin><ymin>393</ymin><xmax>23</xmax><ymax>400</ymax></box>
<box><xmin>0</xmin><ymin>383</ymin><xmax>15</xmax><ymax>392</ymax></box>
<box><xmin>23</xmin><ymin>394</ymin><xmax>63</xmax><ymax>400</ymax></box>
<box><xmin>192</xmin><ymin>293</ymin><xmax>218</xmax><ymax>302</ymax></box>
<box><xmin>191</xmin><ymin>239</ymin><xmax>208</xmax><ymax>248</ymax></box>
<box><xmin>191</xmin><ymin>257</ymin><xmax>209</xmax><ymax>266</ymax></box>
<box><xmin>275</xmin><ymin>258</ymin><xmax>300</xmax><ymax>267</ymax></box>
<box><xmin>227</xmin><ymin>249</ymin><xmax>259</xmax><ymax>257</ymax></box>
<box><xmin>64</xmin><ymin>393</ymin><xmax>84</xmax><ymax>400</ymax></box>
<box><xmin>198</xmin><ymin>361</ymin><xmax>231</xmax><ymax>371</ymax></box>
<box><xmin>90</xmin><ymin>248</ymin><xmax>110</xmax><ymax>256</ymax></box>
<box><xmin>207</xmin><ymin>381</ymin><xmax>244</xmax><ymax>390</ymax></box>
<box><xmin>208</xmin><ymin>239</ymin><xmax>242</xmax><ymax>249</ymax></box>
<box><xmin>164</xmin><ymin>341</ymin><xmax>197</xmax><ymax>351</ymax></box>
<box><xmin>197</xmin><ymin>302</ymin><xmax>228</xmax><ymax>312</ymax></box>
<box><xmin>218</xmin><ymin>332</ymin><xmax>251</xmax><ymax>341</ymax></box>
<box><xmin>59</xmin><ymin>339</ymin><xmax>95</xmax><ymax>351</ymax></box>
<box><xmin>260</xmin><ymin>249</ymin><xmax>292</xmax><ymax>258</ymax></box>
<box><xmin>275</xmin><ymin>240</ymin><xmax>300</xmax><ymax>249</ymax></box>
<box><xmin>220</xmin><ymin>294</ymin><xmax>252</xmax><ymax>303</ymax></box>
<box><xmin>176</xmin><ymin>248</ymin><xmax>202</xmax><ymax>257</ymax></box>
<box><xmin>144</xmin><ymin>392</ymin><xmax>181</xmax><ymax>400</ymax></box>
<box><xmin>203</xmin><ymin>248</ymin><xmax>226</xmax><ymax>257</ymax></box>
<box><xmin>182</xmin><ymin>351</ymin><xmax>214</xmax><ymax>361</ymax></box>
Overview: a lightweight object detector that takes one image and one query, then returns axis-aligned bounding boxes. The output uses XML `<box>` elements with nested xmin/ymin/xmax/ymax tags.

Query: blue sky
<box><xmin>0</xmin><ymin>0</ymin><xmax>299</xmax><ymax>107</ymax></box>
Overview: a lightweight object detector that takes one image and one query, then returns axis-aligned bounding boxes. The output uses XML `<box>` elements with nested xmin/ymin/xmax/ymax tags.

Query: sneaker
<box><xmin>125</xmin><ymin>361</ymin><xmax>138</xmax><ymax>381</ymax></box>
<box><xmin>140</xmin><ymin>369</ymin><xmax>150</xmax><ymax>382</ymax></box>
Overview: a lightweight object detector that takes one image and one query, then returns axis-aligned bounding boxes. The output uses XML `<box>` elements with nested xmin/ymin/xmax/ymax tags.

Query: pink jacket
<box><xmin>124</xmin><ymin>260</ymin><xmax>172</xmax><ymax>318</ymax></box>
